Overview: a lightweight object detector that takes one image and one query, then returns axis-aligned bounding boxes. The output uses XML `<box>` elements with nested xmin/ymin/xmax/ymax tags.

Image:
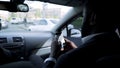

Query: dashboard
<box><xmin>0</xmin><ymin>31</ymin><xmax>53</xmax><ymax>64</ymax></box>
<box><xmin>0</xmin><ymin>31</ymin><xmax>82</xmax><ymax>65</ymax></box>
<box><xmin>0</xmin><ymin>36</ymin><xmax>24</xmax><ymax>48</ymax></box>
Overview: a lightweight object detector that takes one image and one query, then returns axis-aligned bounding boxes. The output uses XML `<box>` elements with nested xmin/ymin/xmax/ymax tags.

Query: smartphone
<box><xmin>58</xmin><ymin>34</ymin><xmax>65</xmax><ymax>50</ymax></box>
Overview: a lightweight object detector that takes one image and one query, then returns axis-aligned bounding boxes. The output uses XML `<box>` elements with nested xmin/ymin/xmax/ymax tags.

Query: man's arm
<box><xmin>42</xmin><ymin>38</ymin><xmax>77</xmax><ymax>68</ymax></box>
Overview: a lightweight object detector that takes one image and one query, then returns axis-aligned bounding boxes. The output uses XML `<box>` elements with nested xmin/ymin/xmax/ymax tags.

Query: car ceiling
<box><xmin>29</xmin><ymin>0</ymin><xmax>84</xmax><ymax>7</ymax></box>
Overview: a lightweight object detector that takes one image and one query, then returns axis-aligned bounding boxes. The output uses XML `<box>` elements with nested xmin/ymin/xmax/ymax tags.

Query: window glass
<box><xmin>62</xmin><ymin>16</ymin><xmax>83</xmax><ymax>37</ymax></box>
<box><xmin>0</xmin><ymin>1</ymin><xmax>72</xmax><ymax>32</ymax></box>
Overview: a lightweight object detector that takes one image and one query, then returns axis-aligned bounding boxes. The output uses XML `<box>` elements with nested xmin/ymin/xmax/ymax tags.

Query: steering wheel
<box><xmin>49</xmin><ymin>33</ymin><xmax>66</xmax><ymax>59</ymax></box>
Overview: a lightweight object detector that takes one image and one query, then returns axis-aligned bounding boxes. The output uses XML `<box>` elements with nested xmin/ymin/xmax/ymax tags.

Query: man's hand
<box><xmin>49</xmin><ymin>37</ymin><xmax>78</xmax><ymax>59</ymax></box>
<box><xmin>63</xmin><ymin>38</ymin><xmax>77</xmax><ymax>52</ymax></box>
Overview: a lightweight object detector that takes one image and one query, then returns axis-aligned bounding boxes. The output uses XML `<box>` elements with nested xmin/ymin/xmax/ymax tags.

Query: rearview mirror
<box><xmin>0</xmin><ymin>2</ymin><xmax>29</xmax><ymax>12</ymax></box>
<box><xmin>17</xmin><ymin>4</ymin><xmax>29</xmax><ymax>12</ymax></box>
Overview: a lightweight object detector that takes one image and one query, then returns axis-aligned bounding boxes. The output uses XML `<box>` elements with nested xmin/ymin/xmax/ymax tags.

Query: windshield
<box><xmin>0</xmin><ymin>1</ymin><xmax>72</xmax><ymax>32</ymax></box>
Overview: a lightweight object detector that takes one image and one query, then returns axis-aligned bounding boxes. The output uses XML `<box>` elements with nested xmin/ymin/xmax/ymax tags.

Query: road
<box><xmin>0</xmin><ymin>23</ymin><xmax>29</xmax><ymax>32</ymax></box>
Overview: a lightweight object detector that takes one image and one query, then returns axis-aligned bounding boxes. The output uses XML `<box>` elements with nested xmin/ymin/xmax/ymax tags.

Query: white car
<box><xmin>0</xmin><ymin>19</ymin><xmax>8</xmax><ymax>29</ymax></box>
<box><xmin>10</xmin><ymin>18</ymin><xmax>23</xmax><ymax>24</ymax></box>
<box><xmin>27</xmin><ymin>19</ymin><xmax>56</xmax><ymax>31</ymax></box>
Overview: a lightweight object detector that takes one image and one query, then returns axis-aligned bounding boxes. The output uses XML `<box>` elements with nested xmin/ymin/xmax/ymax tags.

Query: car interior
<box><xmin>0</xmin><ymin>0</ymin><xmax>83</xmax><ymax>66</ymax></box>
<box><xmin>0</xmin><ymin>0</ymin><xmax>120</xmax><ymax>68</ymax></box>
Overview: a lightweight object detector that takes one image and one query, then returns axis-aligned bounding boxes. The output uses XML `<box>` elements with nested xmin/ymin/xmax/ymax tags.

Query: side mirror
<box><xmin>69</xmin><ymin>28</ymin><xmax>81</xmax><ymax>37</ymax></box>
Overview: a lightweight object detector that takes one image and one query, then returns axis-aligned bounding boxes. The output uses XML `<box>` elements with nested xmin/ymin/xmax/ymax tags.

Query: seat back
<box><xmin>93</xmin><ymin>32</ymin><xmax>120</xmax><ymax>66</ymax></box>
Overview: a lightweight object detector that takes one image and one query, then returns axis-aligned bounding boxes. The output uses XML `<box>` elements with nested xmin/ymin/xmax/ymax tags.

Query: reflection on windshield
<box><xmin>0</xmin><ymin>1</ymin><xmax>72</xmax><ymax>32</ymax></box>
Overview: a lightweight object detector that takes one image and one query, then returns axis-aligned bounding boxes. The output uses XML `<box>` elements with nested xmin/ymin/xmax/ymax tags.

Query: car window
<box><xmin>0</xmin><ymin>1</ymin><xmax>72</xmax><ymax>32</ymax></box>
<box><xmin>71</xmin><ymin>17</ymin><xmax>83</xmax><ymax>30</ymax></box>
<box><xmin>62</xmin><ymin>16</ymin><xmax>83</xmax><ymax>37</ymax></box>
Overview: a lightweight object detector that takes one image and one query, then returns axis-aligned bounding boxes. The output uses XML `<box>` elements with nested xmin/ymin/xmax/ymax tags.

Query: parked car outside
<box><xmin>10</xmin><ymin>18</ymin><xmax>23</xmax><ymax>24</ymax></box>
<box><xmin>27</xmin><ymin>19</ymin><xmax>57</xmax><ymax>31</ymax></box>
<box><xmin>0</xmin><ymin>19</ymin><xmax>8</xmax><ymax>29</ymax></box>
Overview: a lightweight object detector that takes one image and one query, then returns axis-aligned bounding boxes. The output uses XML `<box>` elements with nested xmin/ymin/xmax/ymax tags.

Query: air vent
<box><xmin>0</xmin><ymin>38</ymin><xmax>7</xmax><ymax>43</ymax></box>
<box><xmin>13</xmin><ymin>37</ymin><xmax>23</xmax><ymax>42</ymax></box>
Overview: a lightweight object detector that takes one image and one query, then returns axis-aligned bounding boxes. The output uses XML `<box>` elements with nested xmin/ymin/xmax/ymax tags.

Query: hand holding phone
<box><xmin>58</xmin><ymin>34</ymin><xmax>65</xmax><ymax>51</ymax></box>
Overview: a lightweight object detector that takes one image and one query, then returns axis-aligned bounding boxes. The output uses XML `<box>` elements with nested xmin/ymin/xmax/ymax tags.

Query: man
<box><xmin>1</xmin><ymin>0</ymin><xmax>120</xmax><ymax>68</ymax></box>
<box><xmin>42</xmin><ymin>0</ymin><xmax>120</xmax><ymax>68</ymax></box>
